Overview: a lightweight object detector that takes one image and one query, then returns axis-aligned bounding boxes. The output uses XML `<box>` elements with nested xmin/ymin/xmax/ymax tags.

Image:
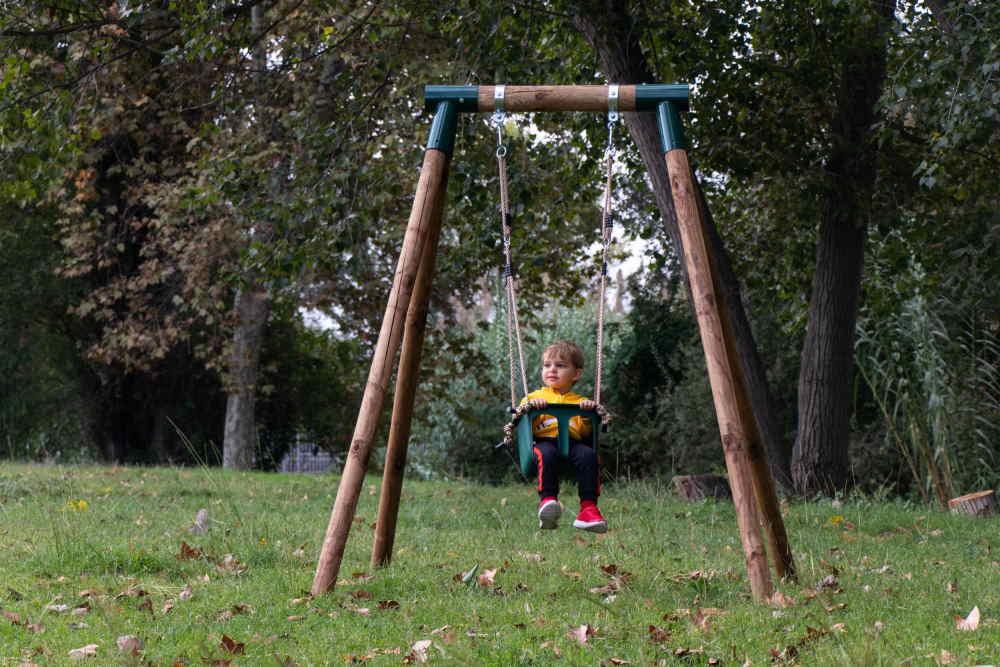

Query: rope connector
<box><xmin>607</xmin><ymin>84</ymin><xmax>620</xmax><ymax>124</ymax></box>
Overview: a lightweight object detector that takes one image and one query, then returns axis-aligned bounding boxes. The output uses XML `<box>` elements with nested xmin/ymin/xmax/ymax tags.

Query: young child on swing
<box><xmin>521</xmin><ymin>340</ymin><xmax>608</xmax><ymax>533</ymax></box>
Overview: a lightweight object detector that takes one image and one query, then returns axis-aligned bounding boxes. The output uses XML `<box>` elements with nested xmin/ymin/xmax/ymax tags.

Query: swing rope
<box><xmin>594</xmin><ymin>87</ymin><xmax>619</xmax><ymax>406</ymax></box>
<box><xmin>493</xmin><ymin>87</ymin><xmax>529</xmax><ymax>409</ymax></box>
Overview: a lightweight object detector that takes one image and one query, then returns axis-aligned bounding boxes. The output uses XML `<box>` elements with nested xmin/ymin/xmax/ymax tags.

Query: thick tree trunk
<box><xmin>791</xmin><ymin>0</ymin><xmax>896</xmax><ymax>495</ymax></box>
<box><xmin>571</xmin><ymin>0</ymin><xmax>793</xmax><ymax>491</ymax></box>
<box><xmin>223</xmin><ymin>286</ymin><xmax>270</xmax><ymax>470</ymax></box>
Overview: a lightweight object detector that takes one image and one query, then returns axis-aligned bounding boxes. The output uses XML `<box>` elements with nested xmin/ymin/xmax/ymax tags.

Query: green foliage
<box><xmin>856</xmin><ymin>271</ymin><xmax>1000</xmax><ymax>503</ymax></box>
<box><xmin>254</xmin><ymin>316</ymin><xmax>366</xmax><ymax>470</ymax></box>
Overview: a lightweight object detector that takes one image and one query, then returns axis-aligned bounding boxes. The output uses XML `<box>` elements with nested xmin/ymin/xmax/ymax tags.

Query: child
<box><xmin>521</xmin><ymin>340</ymin><xmax>607</xmax><ymax>533</ymax></box>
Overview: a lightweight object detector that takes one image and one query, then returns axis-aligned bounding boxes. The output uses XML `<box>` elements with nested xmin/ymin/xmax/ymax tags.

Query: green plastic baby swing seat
<box><xmin>515</xmin><ymin>404</ymin><xmax>600</xmax><ymax>476</ymax></box>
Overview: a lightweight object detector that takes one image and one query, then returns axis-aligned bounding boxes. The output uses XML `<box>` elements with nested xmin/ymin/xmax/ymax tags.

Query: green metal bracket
<box><xmin>635</xmin><ymin>83</ymin><xmax>689</xmax><ymax>111</ymax></box>
<box><xmin>656</xmin><ymin>101</ymin><xmax>687</xmax><ymax>152</ymax></box>
<box><xmin>424</xmin><ymin>85</ymin><xmax>479</xmax><ymax>113</ymax></box>
<box><xmin>425</xmin><ymin>101</ymin><xmax>458</xmax><ymax>156</ymax></box>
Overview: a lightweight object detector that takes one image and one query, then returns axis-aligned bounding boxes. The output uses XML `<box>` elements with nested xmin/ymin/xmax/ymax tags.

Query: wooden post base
<box><xmin>948</xmin><ymin>490</ymin><xmax>996</xmax><ymax>517</ymax></box>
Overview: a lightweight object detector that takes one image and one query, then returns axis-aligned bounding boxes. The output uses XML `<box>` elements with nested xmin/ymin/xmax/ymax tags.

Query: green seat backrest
<box><xmin>515</xmin><ymin>404</ymin><xmax>600</xmax><ymax>476</ymax></box>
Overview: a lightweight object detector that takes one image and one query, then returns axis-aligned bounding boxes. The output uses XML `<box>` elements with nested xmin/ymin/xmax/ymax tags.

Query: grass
<box><xmin>0</xmin><ymin>464</ymin><xmax>996</xmax><ymax>666</ymax></box>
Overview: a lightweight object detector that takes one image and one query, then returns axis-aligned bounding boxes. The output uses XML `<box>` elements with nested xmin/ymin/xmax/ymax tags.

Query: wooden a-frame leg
<box><xmin>311</xmin><ymin>147</ymin><xmax>452</xmax><ymax>596</ymax></box>
<box><xmin>664</xmin><ymin>147</ymin><xmax>775</xmax><ymax>601</ymax></box>
<box><xmin>370</xmin><ymin>175</ymin><xmax>446</xmax><ymax>568</ymax></box>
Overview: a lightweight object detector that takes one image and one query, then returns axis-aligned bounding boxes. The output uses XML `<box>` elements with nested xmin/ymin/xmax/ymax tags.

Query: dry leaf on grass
<box><xmin>955</xmin><ymin>606</ymin><xmax>980</xmax><ymax>631</ymax></box>
<box><xmin>68</xmin><ymin>644</ymin><xmax>98</xmax><ymax>660</ymax></box>
<box><xmin>478</xmin><ymin>568</ymin><xmax>498</xmax><ymax>588</ymax></box>
<box><xmin>3</xmin><ymin>610</ymin><xmax>22</xmax><ymax>625</ymax></box>
<box><xmin>768</xmin><ymin>590</ymin><xmax>797</xmax><ymax>608</ymax></box>
<box><xmin>220</xmin><ymin>635</ymin><xmax>245</xmax><ymax>655</ymax></box>
<box><xmin>26</xmin><ymin>622</ymin><xmax>44</xmax><ymax>633</ymax></box>
<box><xmin>178</xmin><ymin>584</ymin><xmax>193</xmax><ymax>601</ymax></box>
<box><xmin>406</xmin><ymin>639</ymin><xmax>432</xmax><ymax>664</ymax></box>
<box><xmin>176</xmin><ymin>541</ymin><xmax>202</xmax><ymax>560</ymax></box>
<box><xmin>116</xmin><ymin>635</ymin><xmax>143</xmax><ymax>655</ymax></box>
<box><xmin>567</xmin><ymin>623</ymin><xmax>596</xmax><ymax>644</ymax></box>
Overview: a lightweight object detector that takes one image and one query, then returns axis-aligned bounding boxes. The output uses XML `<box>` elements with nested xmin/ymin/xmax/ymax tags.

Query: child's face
<box><xmin>541</xmin><ymin>353</ymin><xmax>582</xmax><ymax>392</ymax></box>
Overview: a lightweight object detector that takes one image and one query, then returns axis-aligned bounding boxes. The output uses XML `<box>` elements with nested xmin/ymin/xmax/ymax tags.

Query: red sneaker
<box><xmin>538</xmin><ymin>497</ymin><xmax>562</xmax><ymax>529</ymax></box>
<box><xmin>573</xmin><ymin>501</ymin><xmax>608</xmax><ymax>533</ymax></box>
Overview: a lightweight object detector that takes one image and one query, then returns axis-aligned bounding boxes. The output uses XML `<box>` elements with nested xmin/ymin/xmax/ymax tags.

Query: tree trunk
<box><xmin>571</xmin><ymin>0</ymin><xmax>793</xmax><ymax>491</ymax></box>
<box><xmin>791</xmin><ymin>0</ymin><xmax>896</xmax><ymax>495</ymax></box>
<box><xmin>223</xmin><ymin>286</ymin><xmax>270</xmax><ymax>470</ymax></box>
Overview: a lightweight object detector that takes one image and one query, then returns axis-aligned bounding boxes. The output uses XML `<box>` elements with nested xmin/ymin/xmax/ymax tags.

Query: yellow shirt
<box><xmin>520</xmin><ymin>387</ymin><xmax>593</xmax><ymax>441</ymax></box>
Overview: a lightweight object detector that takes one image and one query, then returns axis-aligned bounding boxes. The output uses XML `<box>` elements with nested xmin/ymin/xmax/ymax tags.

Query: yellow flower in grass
<box><xmin>66</xmin><ymin>499</ymin><xmax>89</xmax><ymax>511</ymax></box>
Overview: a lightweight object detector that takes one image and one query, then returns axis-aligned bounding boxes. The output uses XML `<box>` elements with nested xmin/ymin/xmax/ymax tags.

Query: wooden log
<box><xmin>672</xmin><ymin>474</ymin><xmax>732</xmax><ymax>501</ymax></box>
<box><xmin>370</xmin><ymin>177</ymin><xmax>446</xmax><ymax>568</ymax></box>
<box><xmin>478</xmin><ymin>85</ymin><xmax>637</xmax><ymax>112</ymax></box>
<box><xmin>665</xmin><ymin>148</ymin><xmax>774</xmax><ymax>601</ymax></box>
<box><xmin>311</xmin><ymin>149</ymin><xmax>451</xmax><ymax>596</ymax></box>
<box><xmin>948</xmin><ymin>490</ymin><xmax>996</xmax><ymax>517</ymax></box>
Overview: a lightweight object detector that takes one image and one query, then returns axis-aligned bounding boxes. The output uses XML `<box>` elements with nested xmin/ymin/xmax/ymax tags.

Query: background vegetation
<box><xmin>1</xmin><ymin>1</ymin><xmax>997</xmax><ymax>500</ymax></box>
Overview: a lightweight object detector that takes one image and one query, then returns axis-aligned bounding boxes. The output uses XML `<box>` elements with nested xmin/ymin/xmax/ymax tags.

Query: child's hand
<box><xmin>579</xmin><ymin>399</ymin><xmax>597</xmax><ymax>410</ymax></box>
<box><xmin>526</xmin><ymin>398</ymin><xmax>548</xmax><ymax>409</ymax></box>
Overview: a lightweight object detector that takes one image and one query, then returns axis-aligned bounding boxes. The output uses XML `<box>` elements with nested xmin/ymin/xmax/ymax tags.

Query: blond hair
<box><xmin>542</xmin><ymin>340</ymin><xmax>585</xmax><ymax>369</ymax></box>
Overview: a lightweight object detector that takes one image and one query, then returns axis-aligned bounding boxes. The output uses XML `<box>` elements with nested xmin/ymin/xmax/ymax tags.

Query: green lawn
<box><xmin>0</xmin><ymin>464</ymin><xmax>996</xmax><ymax>665</ymax></box>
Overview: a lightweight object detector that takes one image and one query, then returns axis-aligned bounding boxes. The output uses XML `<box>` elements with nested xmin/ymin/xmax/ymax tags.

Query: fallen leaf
<box><xmin>77</xmin><ymin>589</ymin><xmax>99</xmax><ymax>598</ymax></box>
<box><xmin>116</xmin><ymin>635</ymin><xmax>143</xmax><ymax>655</ymax></box>
<box><xmin>178</xmin><ymin>584</ymin><xmax>193</xmax><ymax>601</ymax></box>
<box><xmin>3</xmin><ymin>610</ymin><xmax>22</xmax><ymax>625</ymax></box>
<box><xmin>351</xmin><ymin>572</ymin><xmax>374</xmax><ymax>582</ymax></box>
<box><xmin>478</xmin><ymin>568</ymin><xmax>498</xmax><ymax>588</ymax></box>
<box><xmin>176</xmin><ymin>541</ymin><xmax>202</xmax><ymax>560</ymax></box>
<box><xmin>351</xmin><ymin>589</ymin><xmax>373</xmax><ymax>600</ymax></box>
<box><xmin>768</xmin><ymin>590</ymin><xmax>797</xmax><ymax>608</ymax></box>
<box><xmin>286</xmin><ymin>615</ymin><xmax>304</xmax><ymax>621</ymax></box>
<box><xmin>937</xmin><ymin>649</ymin><xmax>954</xmax><ymax>664</ymax></box>
<box><xmin>377</xmin><ymin>600</ymin><xmax>400</xmax><ymax>610</ymax></box>
<box><xmin>408</xmin><ymin>639</ymin><xmax>432</xmax><ymax>663</ymax></box>
<box><xmin>955</xmin><ymin>606</ymin><xmax>980</xmax><ymax>631</ymax></box>
<box><xmin>567</xmin><ymin>623</ymin><xmax>595</xmax><ymax>644</ymax></box>
<box><xmin>518</xmin><ymin>552</ymin><xmax>544</xmax><ymax>562</ymax></box>
<box><xmin>691</xmin><ymin>608</ymin><xmax>712</xmax><ymax>631</ymax></box>
<box><xmin>946</xmin><ymin>581</ymin><xmax>958</xmax><ymax>593</ymax></box>
<box><xmin>606</xmin><ymin>659</ymin><xmax>631</xmax><ymax>665</ymax></box>
<box><xmin>162</xmin><ymin>600</ymin><xmax>175</xmax><ymax>614</ymax></box>
<box><xmin>26</xmin><ymin>622</ymin><xmax>44</xmax><ymax>633</ymax></box>
<box><xmin>45</xmin><ymin>604</ymin><xmax>70</xmax><ymax>613</ymax></box>
<box><xmin>68</xmin><ymin>644</ymin><xmax>98</xmax><ymax>660</ymax></box>
<box><xmin>220</xmin><ymin>635</ymin><xmax>245</xmax><ymax>655</ymax></box>
<box><xmin>215</xmin><ymin>554</ymin><xmax>247</xmax><ymax>574</ymax></box>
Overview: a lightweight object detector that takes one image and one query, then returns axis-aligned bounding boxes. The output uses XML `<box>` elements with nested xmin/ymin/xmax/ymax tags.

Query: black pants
<box><xmin>532</xmin><ymin>438</ymin><xmax>600</xmax><ymax>502</ymax></box>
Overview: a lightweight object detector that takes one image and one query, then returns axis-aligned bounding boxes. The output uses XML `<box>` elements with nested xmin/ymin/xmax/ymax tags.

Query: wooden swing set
<box><xmin>311</xmin><ymin>84</ymin><xmax>796</xmax><ymax>602</ymax></box>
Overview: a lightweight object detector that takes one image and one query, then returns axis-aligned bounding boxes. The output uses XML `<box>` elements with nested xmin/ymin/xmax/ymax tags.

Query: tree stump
<box><xmin>672</xmin><ymin>474</ymin><xmax>733</xmax><ymax>502</ymax></box>
<box><xmin>947</xmin><ymin>490</ymin><xmax>996</xmax><ymax>517</ymax></box>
